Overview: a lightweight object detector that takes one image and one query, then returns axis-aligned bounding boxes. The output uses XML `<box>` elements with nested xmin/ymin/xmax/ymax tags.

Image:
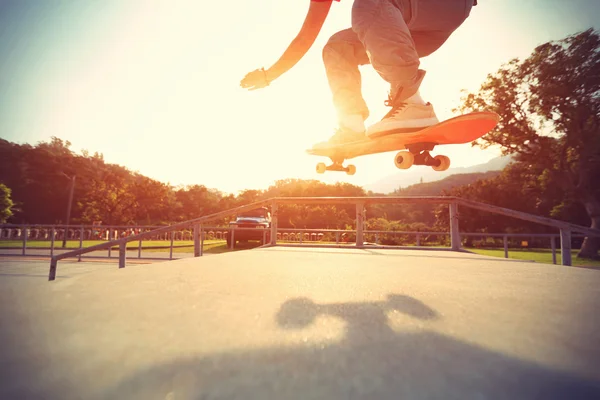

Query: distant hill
<box><xmin>393</xmin><ymin>170</ymin><xmax>502</xmax><ymax>196</ymax></box>
<box><xmin>364</xmin><ymin>155</ymin><xmax>513</xmax><ymax>194</ymax></box>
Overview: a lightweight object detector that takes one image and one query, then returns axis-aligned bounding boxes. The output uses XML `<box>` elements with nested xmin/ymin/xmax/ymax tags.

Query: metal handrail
<box><xmin>10</xmin><ymin>228</ymin><xmax>584</xmax><ymax>263</ymax></box>
<box><xmin>456</xmin><ymin>198</ymin><xmax>600</xmax><ymax>236</ymax></box>
<box><xmin>0</xmin><ymin>224</ymin><xmax>166</xmax><ymax>229</ymax></box>
<box><xmin>46</xmin><ymin>196</ymin><xmax>600</xmax><ymax>280</ymax></box>
<box><xmin>47</xmin><ymin>199</ymin><xmax>272</xmax><ymax>279</ymax></box>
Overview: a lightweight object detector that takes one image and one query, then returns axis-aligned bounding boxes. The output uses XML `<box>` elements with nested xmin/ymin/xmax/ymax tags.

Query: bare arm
<box><xmin>241</xmin><ymin>1</ymin><xmax>333</xmax><ymax>90</ymax></box>
<box><xmin>266</xmin><ymin>1</ymin><xmax>333</xmax><ymax>81</ymax></box>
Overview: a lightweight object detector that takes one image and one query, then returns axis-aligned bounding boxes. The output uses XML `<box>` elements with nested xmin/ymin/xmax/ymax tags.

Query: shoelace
<box><xmin>382</xmin><ymin>94</ymin><xmax>408</xmax><ymax>120</ymax></box>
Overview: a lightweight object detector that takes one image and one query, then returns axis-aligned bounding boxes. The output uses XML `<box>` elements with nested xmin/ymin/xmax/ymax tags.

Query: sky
<box><xmin>1</xmin><ymin>0</ymin><xmax>599</xmax><ymax>194</ymax></box>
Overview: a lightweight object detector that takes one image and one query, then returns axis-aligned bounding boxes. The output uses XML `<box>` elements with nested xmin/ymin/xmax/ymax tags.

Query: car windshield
<box><xmin>239</xmin><ymin>209</ymin><xmax>268</xmax><ymax>218</ymax></box>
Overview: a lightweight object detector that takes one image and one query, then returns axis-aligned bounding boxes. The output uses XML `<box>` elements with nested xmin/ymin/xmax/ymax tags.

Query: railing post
<box><xmin>169</xmin><ymin>231</ymin><xmax>174</xmax><ymax>259</ymax></box>
<box><xmin>119</xmin><ymin>242</ymin><xmax>126</xmax><ymax>269</ymax></box>
<box><xmin>49</xmin><ymin>257</ymin><xmax>57</xmax><ymax>281</ymax></box>
<box><xmin>78</xmin><ymin>226</ymin><xmax>84</xmax><ymax>262</ymax></box>
<box><xmin>416</xmin><ymin>233</ymin><xmax>421</xmax><ymax>247</ymax></box>
<box><xmin>551</xmin><ymin>236</ymin><xmax>557</xmax><ymax>264</ymax></box>
<box><xmin>200</xmin><ymin>226</ymin><xmax>204</xmax><ymax>256</ymax></box>
<box><xmin>450</xmin><ymin>202</ymin><xmax>461</xmax><ymax>251</ymax></box>
<box><xmin>503</xmin><ymin>236</ymin><xmax>508</xmax><ymax>258</ymax></box>
<box><xmin>50</xmin><ymin>227</ymin><xmax>56</xmax><ymax>258</ymax></box>
<box><xmin>270</xmin><ymin>201</ymin><xmax>278</xmax><ymax>246</ymax></box>
<box><xmin>560</xmin><ymin>229</ymin><xmax>572</xmax><ymax>266</ymax></box>
<box><xmin>108</xmin><ymin>228</ymin><xmax>113</xmax><ymax>258</ymax></box>
<box><xmin>22</xmin><ymin>225</ymin><xmax>27</xmax><ymax>256</ymax></box>
<box><xmin>194</xmin><ymin>224</ymin><xmax>201</xmax><ymax>257</ymax></box>
<box><xmin>356</xmin><ymin>201</ymin><xmax>365</xmax><ymax>248</ymax></box>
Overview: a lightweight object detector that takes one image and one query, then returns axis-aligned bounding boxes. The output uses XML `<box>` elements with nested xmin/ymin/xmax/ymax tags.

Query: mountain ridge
<box><xmin>364</xmin><ymin>155</ymin><xmax>513</xmax><ymax>194</ymax></box>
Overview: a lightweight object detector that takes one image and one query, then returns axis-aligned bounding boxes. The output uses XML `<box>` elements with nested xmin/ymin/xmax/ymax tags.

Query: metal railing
<box><xmin>0</xmin><ymin>223</ymin><xmax>267</xmax><ymax>260</ymax></box>
<box><xmin>2</xmin><ymin>225</ymin><xmax>585</xmax><ymax>265</ymax></box>
<box><xmin>460</xmin><ymin>232</ymin><xmax>578</xmax><ymax>265</ymax></box>
<box><xmin>36</xmin><ymin>196</ymin><xmax>600</xmax><ymax>281</ymax></box>
<box><xmin>276</xmin><ymin>228</ymin><xmax>587</xmax><ymax>264</ymax></box>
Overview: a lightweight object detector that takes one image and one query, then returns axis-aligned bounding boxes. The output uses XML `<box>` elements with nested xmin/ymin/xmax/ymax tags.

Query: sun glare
<box><xmin>1</xmin><ymin>0</ymin><xmax>598</xmax><ymax>194</ymax></box>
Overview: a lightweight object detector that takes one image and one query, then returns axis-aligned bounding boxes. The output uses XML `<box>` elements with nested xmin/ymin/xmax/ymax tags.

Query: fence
<box><xmin>1</xmin><ymin>224</ymin><xmax>587</xmax><ymax>265</ymax></box>
<box><xmin>3</xmin><ymin>196</ymin><xmax>597</xmax><ymax>281</ymax></box>
<box><xmin>0</xmin><ymin>224</ymin><xmax>248</xmax><ymax>261</ymax></box>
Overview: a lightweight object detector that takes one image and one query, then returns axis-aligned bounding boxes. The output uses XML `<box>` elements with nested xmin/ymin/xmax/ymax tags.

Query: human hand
<box><xmin>240</xmin><ymin>68</ymin><xmax>270</xmax><ymax>91</ymax></box>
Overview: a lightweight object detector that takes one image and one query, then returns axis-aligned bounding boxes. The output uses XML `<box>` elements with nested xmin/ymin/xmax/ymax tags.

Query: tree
<box><xmin>259</xmin><ymin>179</ymin><xmax>366</xmax><ymax>229</ymax></box>
<box><xmin>174</xmin><ymin>185</ymin><xmax>224</xmax><ymax>222</ymax></box>
<box><xmin>434</xmin><ymin>162</ymin><xmax>564</xmax><ymax>235</ymax></box>
<box><xmin>0</xmin><ymin>137</ymin><xmax>78</xmax><ymax>223</ymax></box>
<box><xmin>79</xmin><ymin>164</ymin><xmax>139</xmax><ymax>225</ymax></box>
<box><xmin>0</xmin><ymin>184</ymin><xmax>14</xmax><ymax>223</ymax></box>
<box><xmin>458</xmin><ymin>28</ymin><xmax>600</xmax><ymax>259</ymax></box>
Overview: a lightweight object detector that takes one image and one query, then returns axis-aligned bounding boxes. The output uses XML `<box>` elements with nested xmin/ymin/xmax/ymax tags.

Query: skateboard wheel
<box><xmin>394</xmin><ymin>151</ymin><xmax>414</xmax><ymax>169</ymax></box>
<box><xmin>432</xmin><ymin>155</ymin><xmax>450</xmax><ymax>171</ymax></box>
<box><xmin>346</xmin><ymin>165</ymin><xmax>356</xmax><ymax>175</ymax></box>
<box><xmin>316</xmin><ymin>162</ymin><xmax>327</xmax><ymax>174</ymax></box>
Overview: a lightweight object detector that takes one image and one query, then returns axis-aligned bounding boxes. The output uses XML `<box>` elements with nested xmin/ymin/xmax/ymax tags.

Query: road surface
<box><xmin>1</xmin><ymin>247</ymin><xmax>599</xmax><ymax>399</ymax></box>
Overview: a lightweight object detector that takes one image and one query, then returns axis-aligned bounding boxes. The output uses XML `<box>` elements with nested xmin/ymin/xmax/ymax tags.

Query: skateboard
<box><xmin>306</xmin><ymin>111</ymin><xmax>500</xmax><ymax>175</ymax></box>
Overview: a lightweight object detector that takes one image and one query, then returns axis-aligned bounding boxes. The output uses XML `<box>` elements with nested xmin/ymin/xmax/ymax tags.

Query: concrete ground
<box><xmin>1</xmin><ymin>247</ymin><xmax>599</xmax><ymax>399</ymax></box>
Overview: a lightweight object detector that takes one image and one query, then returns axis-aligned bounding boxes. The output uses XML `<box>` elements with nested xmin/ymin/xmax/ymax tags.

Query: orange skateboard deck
<box><xmin>306</xmin><ymin>111</ymin><xmax>500</xmax><ymax>175</ymax></box>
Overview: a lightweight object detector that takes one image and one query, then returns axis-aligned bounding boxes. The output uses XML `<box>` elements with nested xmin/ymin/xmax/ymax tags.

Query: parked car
<box><xmin>227</xmin><ymin>207</ymin><xmax>271</xmax><ymax>248</ymax></box>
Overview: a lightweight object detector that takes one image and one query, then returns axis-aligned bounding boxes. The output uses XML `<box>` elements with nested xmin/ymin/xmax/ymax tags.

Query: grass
<box><xmin>467</xmin><ymin>248</ymin><xmax>600</xmax><ymax>267</ymax></box>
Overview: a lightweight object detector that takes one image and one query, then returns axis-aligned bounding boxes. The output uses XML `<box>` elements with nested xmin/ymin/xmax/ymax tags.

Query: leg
<box><xmin>411</xmin><ymin>0</ymin><xmax>476</xmax><ymax>58</ymax></box>
<box><xmin>322</xmin><ymin>29</ymin><xmax>371</xmax><ymax>130</ymax></box>
<box><xmin>314</xmin><ymin>28</ymin><xmax>371</xmax><ymax>148</ymax></box>
<box><xmin>352</xmin><ymin>0</ymin><xmax>424</xmax><ymax>103</ymax></box>
<box><xmin>352</xmin><ymin>0</ymin><xmax>475</xmax><ymax>136</ymax></box>
<box><xmin>412</xmin><ymin>31</ymin><xmax>459</xmax><ymax>58</ymax></box>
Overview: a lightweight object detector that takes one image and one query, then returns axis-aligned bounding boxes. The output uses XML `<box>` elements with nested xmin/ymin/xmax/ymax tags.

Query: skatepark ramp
<box><xmin>6</xmin><ymin>236</ymin><xmax>600</xmax><ymax>398</ymax></box>
<box><xmin>47</xmin><ymin>196</ymin><xmax>600</xmax><ymax>281</ymax></box>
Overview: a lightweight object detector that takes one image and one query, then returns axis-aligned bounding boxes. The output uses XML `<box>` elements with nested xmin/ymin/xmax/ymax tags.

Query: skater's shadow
<box><xmin>98</xmin><ymin>294</ymin><xmax>600</xmax><ymax>400</ymax></box>
<box><xmin>276</xmin><ymin>294</ymin><xmax>438</xmax><ymax>344</ymax></box>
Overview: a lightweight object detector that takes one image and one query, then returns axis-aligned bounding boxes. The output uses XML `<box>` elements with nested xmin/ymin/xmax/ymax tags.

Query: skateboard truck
<box><xmin>316</xmin><ymin>157</ymin><xmax>356</xmax><ymax>175</ymax></box>
<box><xmin>394</xmin><ymin>142</ymin><xmax>450</xmax><ymax>171</ymax></box>
<box><xmin>316</xmin><ymin>143</ymin><xmax>450</xmax><ymax>175</ymax></box>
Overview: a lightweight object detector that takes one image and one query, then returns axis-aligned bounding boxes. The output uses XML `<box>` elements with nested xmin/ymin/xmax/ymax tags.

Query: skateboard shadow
<box><xmin>97</xmin><ymin>294</ymin><xmax>600</xmax><ymax>400</ymax></box>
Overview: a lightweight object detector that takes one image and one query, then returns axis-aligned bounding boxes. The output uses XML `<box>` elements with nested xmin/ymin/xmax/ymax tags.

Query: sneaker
<box><xmin>366</xmin><ymin>100</ymin><xmax>439</xmax><ymax>138</ymax></box>
<box><xmin>312</xmin><ymin>128</ymin><xmax>366</xmax><ymax>149</ymax></box>
<box><xmin>338</xmin><ymin>113</ymin><xmax>366</xmax><ymax>134</ymax></box>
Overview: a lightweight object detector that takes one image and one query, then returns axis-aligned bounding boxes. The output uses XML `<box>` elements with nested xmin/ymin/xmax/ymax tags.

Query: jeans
<box><xmin>322</xmin><ymin>0</ymin><xmax>475</xmax><ymax>120</ymax></box>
